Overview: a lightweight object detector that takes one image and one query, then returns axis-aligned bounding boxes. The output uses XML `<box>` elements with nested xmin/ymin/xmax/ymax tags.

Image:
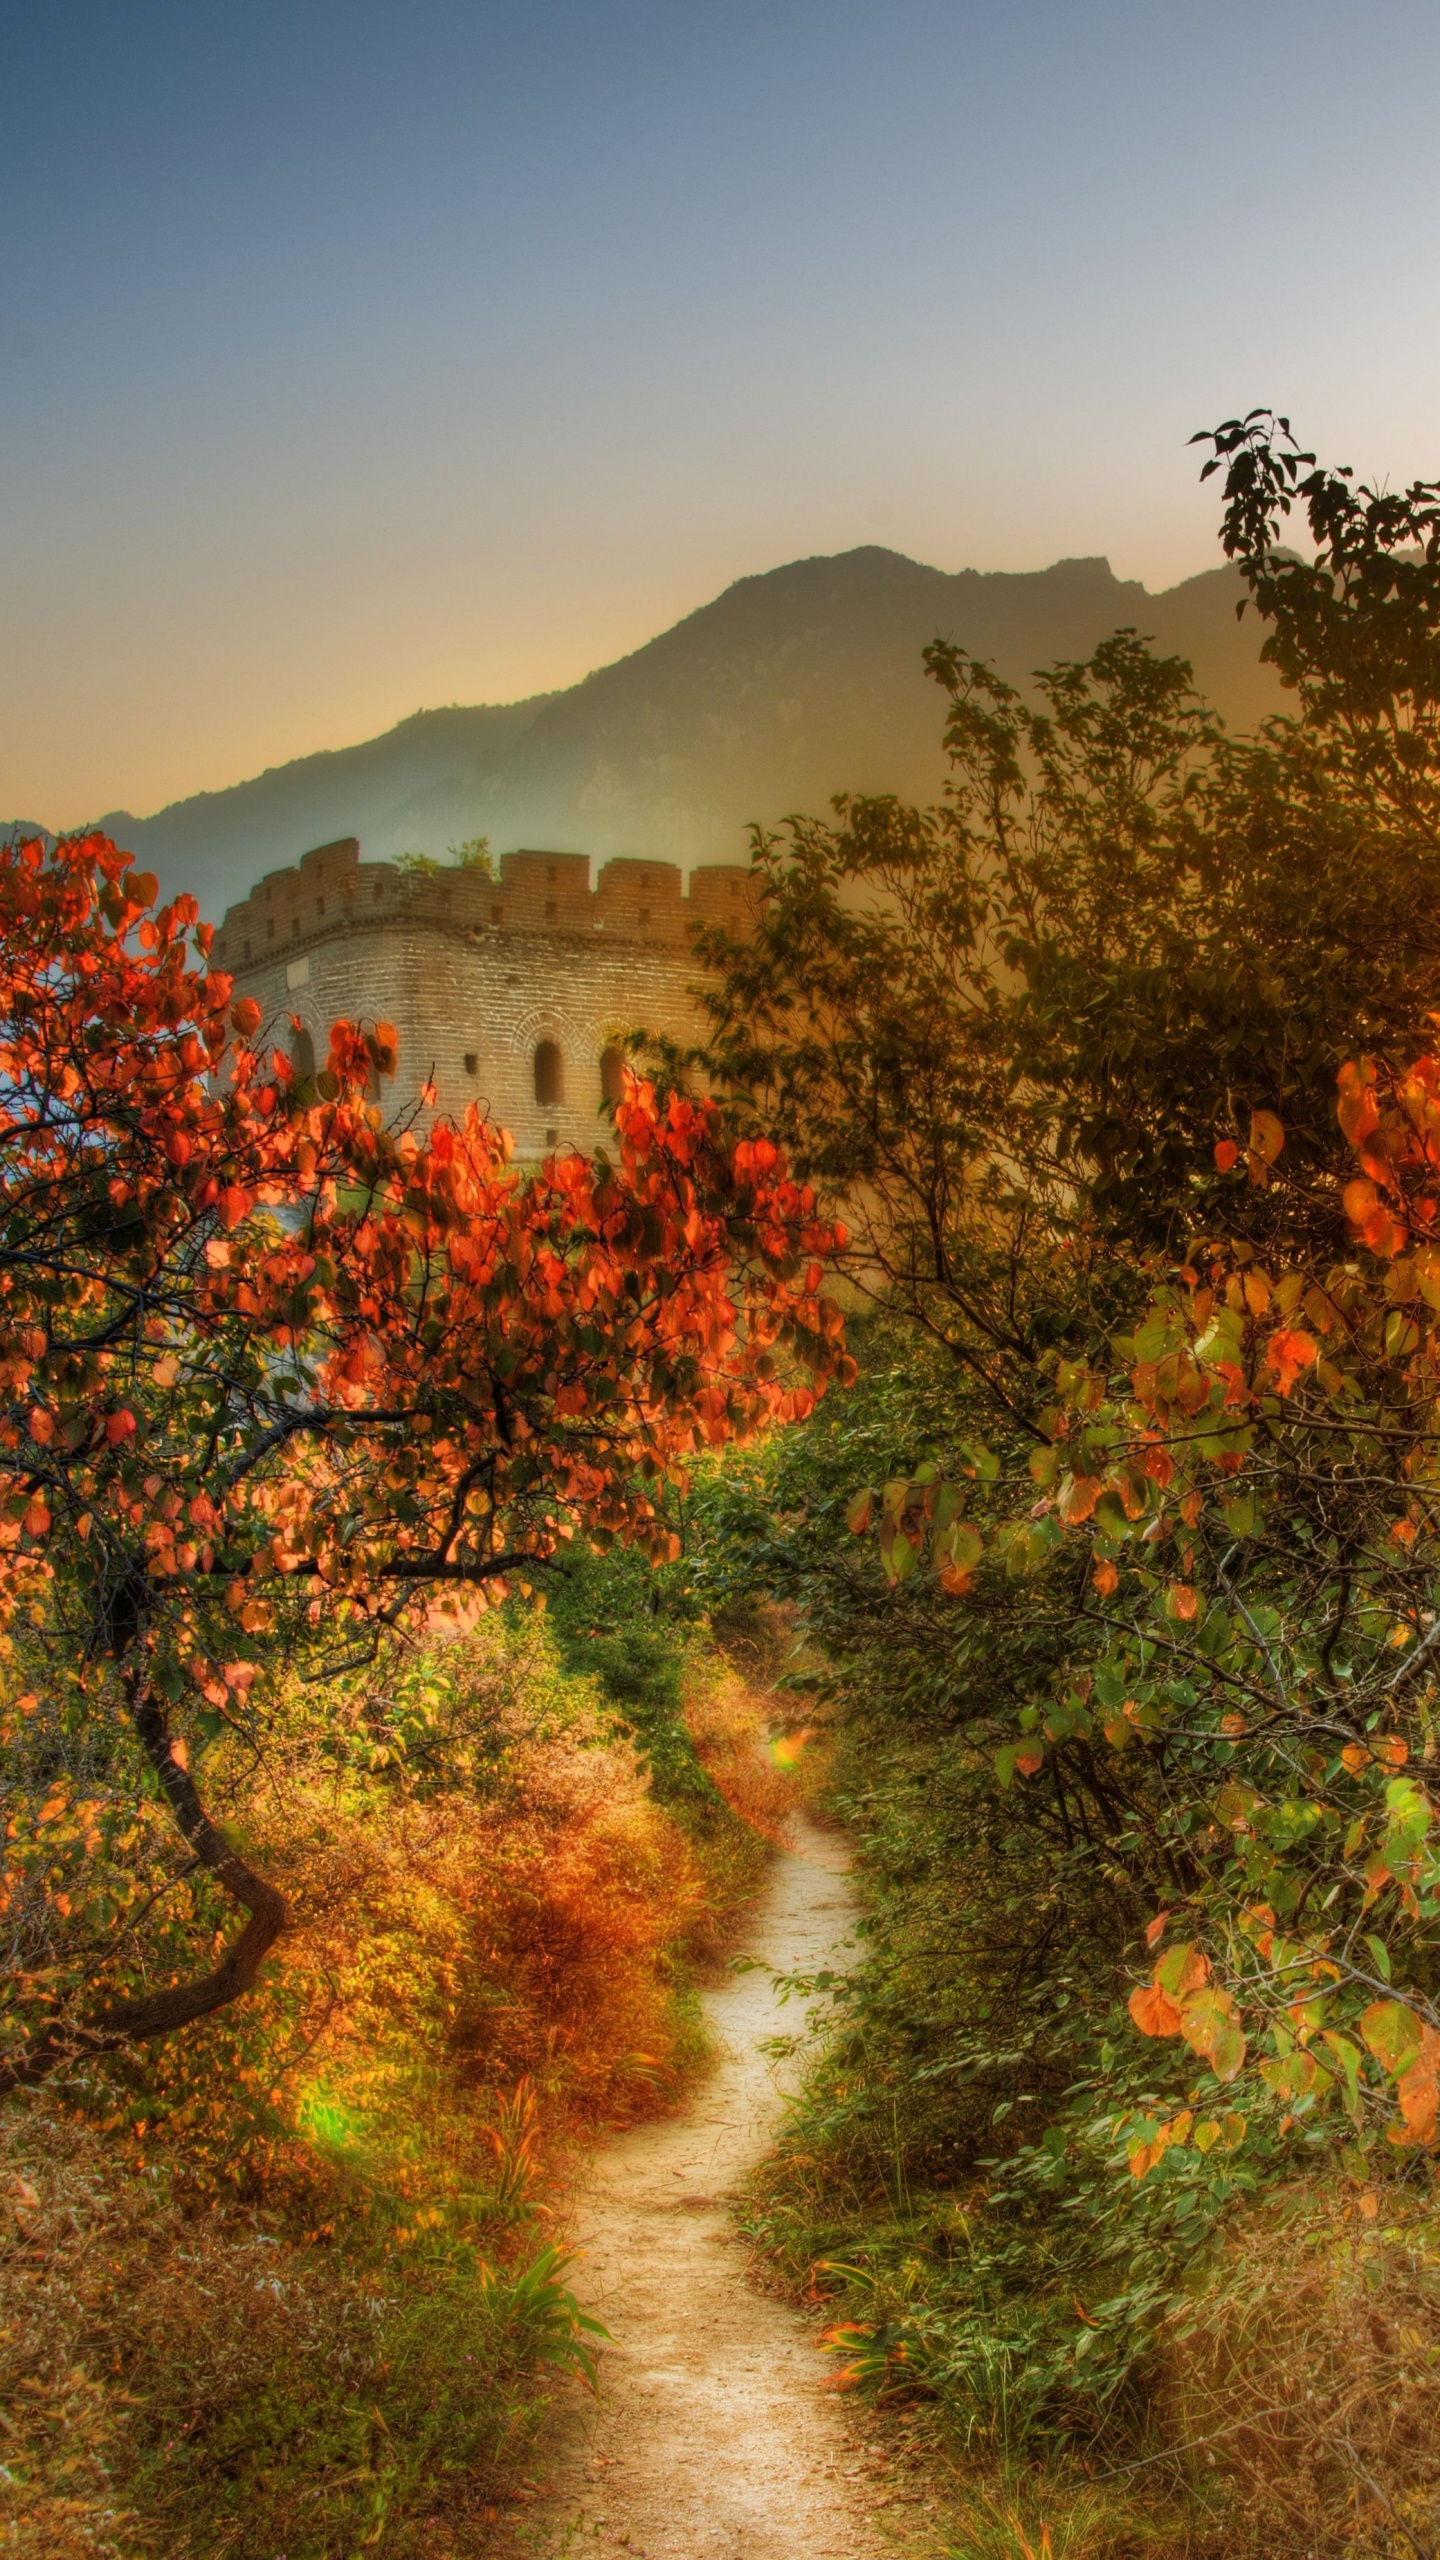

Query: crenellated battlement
<box><xmin>212</xmin><ymin>838</ymin><xmax>754</xmax><ymax>1156</ymax></box>
<box><xmin>212</xmin><ymin>838</ymin><xmax>753</xmax><ymax>972</ymax></box>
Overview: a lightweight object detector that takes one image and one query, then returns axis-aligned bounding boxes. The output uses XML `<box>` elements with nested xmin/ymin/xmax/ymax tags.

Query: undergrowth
<box><xmin>1</xmin><ymin>1579</ymin><xmax>798</xmax><ymax>2558</ymax></box>
<box><xmin>743</xmin><ymin>1707</ymin><xmax>1440</xmax><ymax>2555</ymax></box>
<box><xmin>698</xmin><ymin>1348</ymin><xmax>1440</xmax><ymax>2559</ymax></box>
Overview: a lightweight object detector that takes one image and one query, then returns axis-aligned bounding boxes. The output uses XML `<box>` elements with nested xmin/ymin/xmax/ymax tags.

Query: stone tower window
<box><xmin>490</xmin><ymin>904</ymin><xmax>503</xmax><ymax>926</ymax></box>
<box><xmin>290</xmin><ymin>1024</ymin><xmax>316</xmax><ymax>1081</ymax></box>
<box><xmin>533</xmin><ymin>1040</ymin><xmax>564</xmax><ymax>1108</ymax></box>
<box><xmin>463</xmin><ymin>1052</ymin><xmax>478</xmax><ymax>1077</ymax></box>
<box><xmin>599</xmin><ymin>1046</ymin><xmax>625</xmax><ymax>1106</ymax></box>
<box><xmin>545</xmin><ymin>900</ymin><xmax>556</xmax><ymax>924</ymax></box>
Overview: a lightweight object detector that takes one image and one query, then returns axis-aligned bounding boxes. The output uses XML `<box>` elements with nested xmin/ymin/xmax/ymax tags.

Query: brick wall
<box><xmin>210</xmin><ymin>838</ymin><xmax>754</xmax><ymax>1157</ymax></box>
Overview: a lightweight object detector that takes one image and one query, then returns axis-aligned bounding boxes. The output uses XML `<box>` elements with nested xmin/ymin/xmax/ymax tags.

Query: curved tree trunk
<box><xmin>0</xmin><ymin>1674</ymin><xmax>288</xmax><ymax>2091</ymax></box>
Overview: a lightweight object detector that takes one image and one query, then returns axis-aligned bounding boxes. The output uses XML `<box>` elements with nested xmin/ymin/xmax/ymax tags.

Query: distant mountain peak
<box><xmin>8</xmin><ymin>545</ymin><xmax>1276</xmax><ymax>919</ymax></box>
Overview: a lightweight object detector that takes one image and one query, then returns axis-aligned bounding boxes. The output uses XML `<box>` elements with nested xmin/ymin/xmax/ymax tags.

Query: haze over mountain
<box><xmin>15</xmin><ymin>546</ymin><xmax>1280</xmax><ymax>921</ymax></box>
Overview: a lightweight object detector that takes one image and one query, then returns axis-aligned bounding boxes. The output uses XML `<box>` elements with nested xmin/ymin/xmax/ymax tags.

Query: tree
<box><xmin>688</xmin><ymin>414</ymin><xmax>1440</xmax><ymax>1407</ymax></box>
<box><xmin>0</xmin><ymin>831</ymin><xmax>847</xmax><ymax>2083</ymax></box>
<box><xmin>817</xmin><ymin>417</ymin><xmax>1440</xmax><ymax>2156</ymax></box>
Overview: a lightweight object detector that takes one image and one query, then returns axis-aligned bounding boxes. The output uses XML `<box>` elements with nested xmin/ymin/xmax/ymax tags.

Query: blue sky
<box><xmin>5</xmin><ymin>0</ymin><xmax>1440</xmax><ymax>822</ymax></box>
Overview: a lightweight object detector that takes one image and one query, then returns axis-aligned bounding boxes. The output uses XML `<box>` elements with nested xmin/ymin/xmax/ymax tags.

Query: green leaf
<box><xmin>935</xmin><ymin>1519</ymin><xmax>983</xmax><ymax>1572</ymax></box>
<box><xmin>1320</xmin><ymin>2029</ymin><xmax>1364</xmax><ymax>2123</ymax></box>
<box><xmin>1360</xmin><ymin>1998</ymin><xmax>1423</xmax><ymax>2079</ymax></box>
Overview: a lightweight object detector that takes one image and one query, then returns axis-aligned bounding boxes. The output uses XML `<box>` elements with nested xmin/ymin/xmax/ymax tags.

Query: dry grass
<box><xmin>1158</xmin><ymin>2182</ymin><xmax>1440</xmax><ymax>2559</ymax></box>
<box><xmin>683</xmin><ymin>1660</ymin><xmax>809</xmax><ymax>1845</ymax></box>
<box><xmin>0</xmin><ymin>2100</ymin><xmax>548</xmax><ymax>2560</ymax></box>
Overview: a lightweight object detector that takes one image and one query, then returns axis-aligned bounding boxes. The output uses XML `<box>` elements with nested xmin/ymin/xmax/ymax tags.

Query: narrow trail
<box><xmin>492</xmin><ymin>1814</ymin><xmax>947</xmax><ymax>2560</ymax></box>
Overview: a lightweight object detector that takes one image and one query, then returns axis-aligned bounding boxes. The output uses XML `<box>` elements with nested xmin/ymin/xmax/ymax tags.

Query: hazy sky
<box><xmin>6</xmin><ymin>0</ymin><xmax>1440</xmax><ymax>825</ymax></box>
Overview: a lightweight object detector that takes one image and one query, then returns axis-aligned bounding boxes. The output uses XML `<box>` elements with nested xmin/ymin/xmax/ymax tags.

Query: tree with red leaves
<box><xmin>0</xmin><ymin>832</ymin><xmax>848</xmax><ymax>2083</ymax></box>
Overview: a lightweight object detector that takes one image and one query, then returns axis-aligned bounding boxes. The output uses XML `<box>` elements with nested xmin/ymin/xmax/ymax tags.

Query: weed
<box><xmin>480</xmin><ymin>2242</ymin><xmax>611</xmax><ymax>2392</ymax></box>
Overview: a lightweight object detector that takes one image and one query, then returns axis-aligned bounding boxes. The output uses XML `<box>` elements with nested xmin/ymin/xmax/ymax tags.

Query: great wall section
<box><xmin>212</xmin><ymin>837</ymin><xmax>755</xmax><ymax>1156</ymax></box>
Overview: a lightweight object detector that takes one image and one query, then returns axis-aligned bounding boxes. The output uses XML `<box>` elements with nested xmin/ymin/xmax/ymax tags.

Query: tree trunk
<box><xmin>0</xmin><ymin>1674</ymin><xmax>288</xmax><ymax>2091</ymax></box>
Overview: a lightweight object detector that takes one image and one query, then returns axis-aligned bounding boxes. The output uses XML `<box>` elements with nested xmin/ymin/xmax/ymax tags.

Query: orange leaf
<box><xmin>1213</xmin><ymin>1138</ymin><xmax>1240</xmax><ymax>1173</ymax></box>
<box><xmin>1266</xmin><ymin>1328</ymin><xmax>1318</xmax><ymax>1395</ymax></box>
<box><xmin>1129</xmin><ymin>1982</ymin><xmax>1183</xmax><ymax>2037</ymax></box>
<box><xmin>1394</xmin><ymin>2026</ymin><xmax>1440</xmax><ymax>2145</ymax></box>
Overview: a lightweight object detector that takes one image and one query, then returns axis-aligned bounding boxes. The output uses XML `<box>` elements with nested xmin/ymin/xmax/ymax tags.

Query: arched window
<box><xmin>290</xmin><ymin>1024</ymin><xmax>316</xmax><ymax>1082</ymax></box>
<box><xmin>599</xmin><ymin>1045</ymin><xmax>625</xmax><ymax>1106</ymax></box>
<box><xmin>533</xmin><ymin>1039</ymin><xmax>564</xmax><ymax>1107</ymax></box>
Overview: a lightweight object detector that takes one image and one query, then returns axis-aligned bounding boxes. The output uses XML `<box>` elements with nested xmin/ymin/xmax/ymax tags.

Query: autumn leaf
<box><xmin>1129</xmin><ymin>1982</ymin><xmax>1183</xmax><ymax>2037</ymax></box>
<box><xmin>1265</xmin><ymin>1328</ymin><xmax>1318</xmax><ymax>1395</ymax></box>
<box><xmin>1396</xmin><ymin>2038</ymin><xmax>1440</xmax><ymax>2144</ymax></box>
<box><xmin>1155</xmin><ymin>1941</ymin><xmax>1210</xmax><ymax>2000</ymax></box>
<box><xmin>1360</xmin><ymin>1998</ymin><xmax>1424</xmax><ymax>2080</ymax></box>
<box><xmin>1249</xmin><ymin>1109</ymin><xmax>1285</xmax><ymax>1164</ymax></box>
<box><xmin>1177</xmin><ymin>1988</ymin><xmax>1247</xmax><ymax>2082</ymax></box>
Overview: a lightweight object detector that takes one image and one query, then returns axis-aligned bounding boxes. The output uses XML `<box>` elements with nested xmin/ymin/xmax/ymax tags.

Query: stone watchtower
<box><xmin>210</xmin><ymin>838</ymin><xmax>754</xmax><ymax>1156</ymax></box>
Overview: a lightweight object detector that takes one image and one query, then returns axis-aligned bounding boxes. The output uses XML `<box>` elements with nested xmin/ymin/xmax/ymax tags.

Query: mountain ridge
<box><xmin>12</xmin><ymin>545</ymin><xmax>1281</xmax><ymax>919</ymax></box>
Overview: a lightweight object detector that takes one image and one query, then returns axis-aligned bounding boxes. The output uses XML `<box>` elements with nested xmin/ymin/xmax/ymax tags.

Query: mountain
<box><xmin>15</xmin><ymin>546</ymin><xmax>1282</xmax><ymax>921</ymax></box>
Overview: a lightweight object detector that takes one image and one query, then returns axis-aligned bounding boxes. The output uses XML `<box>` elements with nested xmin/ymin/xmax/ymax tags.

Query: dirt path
<box><xmin>491</xmin><ymin>1814</ymin><xmax>946</xmax><ymax>2560</ymax></box>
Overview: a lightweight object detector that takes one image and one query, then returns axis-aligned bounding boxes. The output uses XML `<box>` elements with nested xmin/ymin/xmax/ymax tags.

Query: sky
<box><xmin>5</xmin><ymin>0</ymin><xmax>1440</xmax><ymax>827</ymax></box>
